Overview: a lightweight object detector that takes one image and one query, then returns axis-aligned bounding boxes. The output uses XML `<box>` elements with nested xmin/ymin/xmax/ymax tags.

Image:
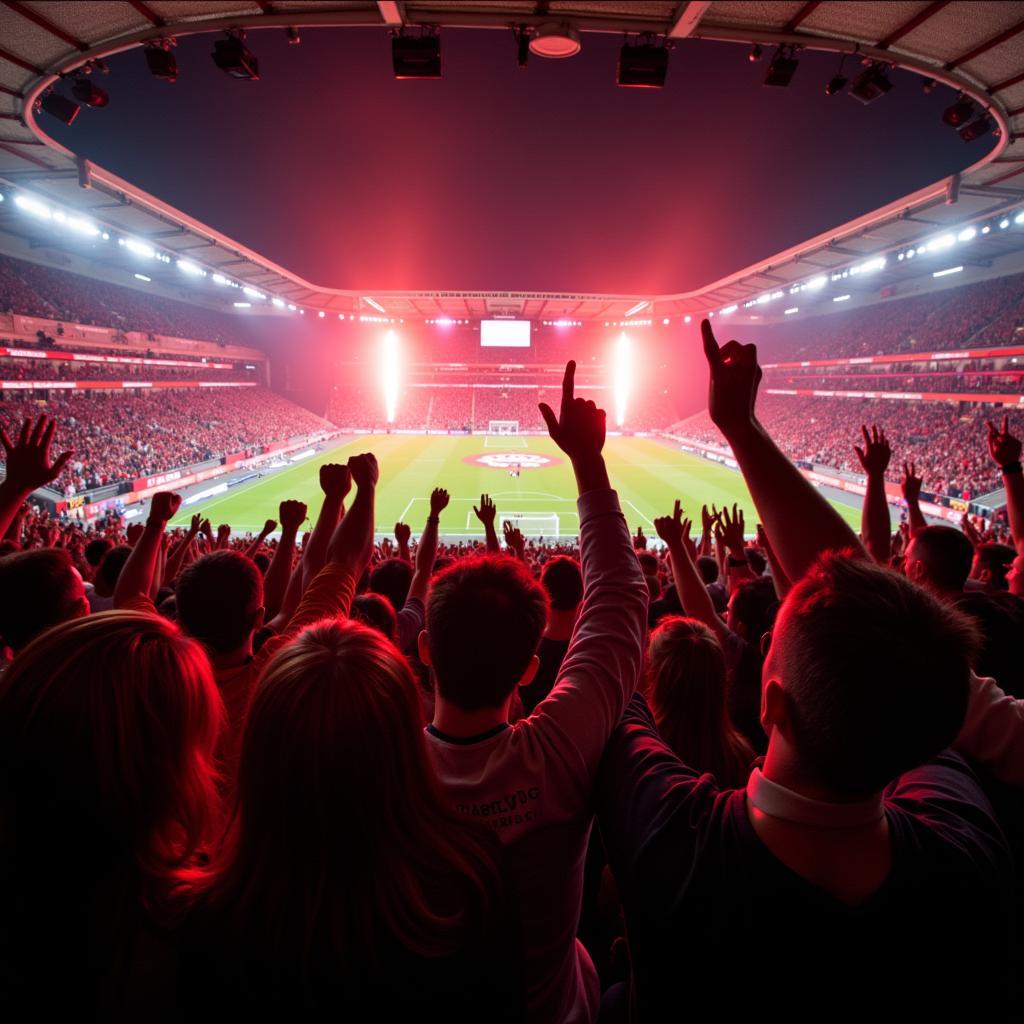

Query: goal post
<box><xmin>488</xmin><ymin>420</ymin><xmax>520</xmax><ymax>435</ymax></box>
<box><xmin>500</xmin><ymin>512</ymin><xmax>560</xmax><ymax>539</ymax></box>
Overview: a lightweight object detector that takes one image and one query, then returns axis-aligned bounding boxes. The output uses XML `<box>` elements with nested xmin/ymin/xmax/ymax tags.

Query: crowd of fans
<box><xmin>0</xmin><ymin>253</ymin><xmax>247</xmax><ymax>346</ymax></box>
<box><xmin>754</xmin><ymin>271</ymin><xmax>1024</xmax><ymax>361</ymax></box>
<box><xmin>0</xmin><ymin>388</ymin><xmax>331</xmax><ymax>494</ymax></box>
<box><xmin>767</xmin><ymin>370</ymin><xmax>1024</xmax><ymax>395</ymax></box>
<box><xmin>1</xmin><ymin>325</ymin><xmax>1023</xmax><ymax>1018</ymax></box>
<box><xmin>678</xmin><ymin>394</ymin><xmax>1007</xmax><ymax>498</ymax></box>
<box><xmin>0</xmin><ymin>357</ymin><xmax>259</xmax><ymax>385</ymax></box>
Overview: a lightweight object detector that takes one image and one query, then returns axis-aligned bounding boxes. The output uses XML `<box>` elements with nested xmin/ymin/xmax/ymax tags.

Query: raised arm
<box><xmin>473</xmin><ymin>493</ymin><xmax>500</xmax><ymax>552</ymax></box>
<box><xmin>245</xmin><ymin>517</ymin><xmax>277</xmax><ymax>560</ymax></box>
<box><xmin>394</xmin><ymin>520</ymin><xmax>412</xmax><ymax>562</ymax></box>
<box><xmin>263</xmin><ymin>500</ymin><xmax>306</xmax><ymax>621</ymax></box>
<box><xmin>654</xmin><ymin>502</ymin><xmax>728</xmax><ymax>643</ymax></box>
<box><xmin>114</xmin><ymin>491</ymin><xmax>181</xmax><ymax>609</ymax></box>
<box><xmin>718</xmin><ymin>503</ymin><xmax>755</xmax><ymax>587</ymax></box>
<box><xmin>407</xmin><ymin>488</ymin><xmax>448</xmax><ymax>604</ymax></box>
<box><xmin>854</xmin><ymin>424</ymin><xmax>892</xmax><ymax>564</ymax></box>
<box><xmin>902</xmin><ymin>461</ymin><xmax>928</xmax><ymax>538</ymax></box>
<box><xmin>531</xmin><ymin>362</ymin><xmax>648</xmax><ymax>770</ymax></box>
<box><xmin>302</xmin><ymin>463</ymin><xmax>351</xmax><ymax>590</ymax></box>
<box><xmin>988</xmin><ymin>417</ymin><xmax>1023</xmax><ymax>551</ymax></box>
<box><xmin>503</xmin><ymin>521</ymin><xmax>527</xmax><ymax>563</ymax></box>
<box><xmin>702</xmin><ymin>320</ymin><xmax>862</xmax><ymax>582</ymax></box>
<box><xmin>165</xmin><ymin>513</ymin><xmax>201</xmax><ymax>584</ymax></box>
<box><xmin>326</xmin><ymin>453</ymin><xmax>378</xmax><ymax>578</ymax></box>
<box><xmin>756</xmin><ymin>523</ymin><xmax>791</xmax><ymax>599</ymax></box>
<box><xmin>0</xmin><ymin>416</ymin><xmax>73</xmax><ymax>540</ymax></box>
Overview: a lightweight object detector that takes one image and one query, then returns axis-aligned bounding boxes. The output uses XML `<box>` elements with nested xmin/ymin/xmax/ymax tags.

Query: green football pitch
<box><xmin>170</xmin><ymin>433</ymin><xmax>862</xmax><ymax>539</ymax></box>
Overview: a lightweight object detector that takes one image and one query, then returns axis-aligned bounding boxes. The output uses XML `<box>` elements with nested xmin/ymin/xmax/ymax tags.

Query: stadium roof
<box><xmin>1</xmin><ymin>1</ymin><xmax>1024</xmax><ymax>323</ymax></box>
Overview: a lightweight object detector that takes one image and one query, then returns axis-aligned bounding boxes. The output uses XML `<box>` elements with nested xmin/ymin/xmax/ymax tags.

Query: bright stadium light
<box><xmin>1015</xmin><ymin>212</ymin><xmax>1024</xmax><ymax>225</ymax></box>
<box><xmin>177</xmin><ymin>259</ymin><xmax>205</xmax><ymax>276</ymax></box>
<box><xmin>14</xmin><ymin>194</ymin><xmax>52</xmax><ymax>219</ymax></box>
<box><xmin>833</xmin><ymin>294</ymin><xmax>851</xmax><ymax>302</ymax></box>
<box><xmin>363</xmin><ymin>297</ymin><xmax>386</xmax><ymax>313</ymax></box>
<box><xmin>124</xmin><ymin>238</ymin><xmax>155</xmax><ymax>259</ymax></box>
<box><xmin>957</xmin><ymin>227</ymin><xmax>976</xmax><ymax>242</ymax></box>
<box><xmin>272</xmin><ymin>297</ymin><xmax>286</xmax><ymax>308</ymax></box>
<box><xmin>233</xmin><ymin>301</ymin><xmax>251</xmax><ymax>308</ymax></box>
<box><xmin>784</xmin><ymin>307</ymin><xmax>799</xmax><ymax>315</ymax></box>
<box><xmin>212</xmin><ymin>273</ymin><xmax>231</xmax><ymax>286</ymax></box>
<box><xmin>614</xmin><ymin>333</ymin><xmax>632</xmax><ymax>428</ymax></box>
<box><xmin>382</xmin><ymin>329</ymin><xmax>400</xmax><ymax>424</ymax></box>
<box><xmin>806</xmin><ymin>275</ymin><xmax>827</xmax><ymax>291</ymax></box>
<box><xmin>242</xmin><ymin>286</ymin><xmax>265</xmax><ymax>299</ymax></box>
<box><xmin>134</xmin><ymin>273</ymin><xmax>151</xmax><ymax>282</ymax></box>
<box><xmin>933</xmin><ymin>266</ymin><xmax>963</xmax><ymax>278</ymax></box>
<box><xmin>927</xmin><ymin>233</ymin><xmax>956</xmax><ymax>252</ymax></box>
<box><xmin>624</xmin><ymin>300</ymin><xmax>649</xmax><ymax>317</ymax></box>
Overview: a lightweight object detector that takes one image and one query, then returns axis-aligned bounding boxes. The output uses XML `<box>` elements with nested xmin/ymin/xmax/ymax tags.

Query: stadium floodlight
<box><xmin>14</xmin><ymin>194</ymin><xmax>52</xmax><ymax>219</ymax></box>
<box><xmin>287</xmin><ymin>303</ymin><xmax>296</xmax><ymax>311</ymax></box>
<box><xmin>382</xmin><ymin>330</ymin><xmax>400</xmax><ymax>423</ymax></box>
<box><xmin>364</xmin><ymin>297</ymin><xmax>386</xmax><ymax>313</ymax></box>
<box><xmin>833</xmin><ymin>294</ymin><xmax>851</xmax><ymax>302</ymax></box>
<box><xmin>662</xmin><ymin>318</ymin><xmax>670</xmax><ymax>325</ymax></box>
<box><xmin>624</xmin><ymin>300</ymin><xmax>649</xmax><ymax>317</ymax></box>
<box><xmin>145</xmin><ymin>42</ymin><xmax>178</xmax><ymax>82</ymax></box>
<box><xmin>1001</xmin><ymin>218</ymin><xmax>1011</xmax><ymax>228</ymax></box>
<box><xmin>927</xmin><ymin>233</ymin><xmax>956</xmax><ymax>252</ymax></box>
<box><xmin>212</xmin><ymin>273</ymin><xmax>231</xmax><ymax>286</ymax></box>
<box><xmin>764</xmin><ymin>46</ymin><xmax>799</xmax><ymax>87</ymax></box>
<box><xmin>933</xmin><ymin>266</ymin><xmax>963</xmax><ymax>278</ymax></box>
<box><xmin>233</xmin><ymin>301</ymin><xmax>251</xmax><ymax>308</ymax></box>
<box><xmin>683</xmin><ymin>315</ymin><xmax>692</xmax><ymax>323</ymax></box>
<box><xmin>124</xmin><ymin>238</ymin><xmax>155</xmax><ymax>258</ymax></box>
<box><xmin>134</xmin><ymin>273</ymin><xmax>151</xmax><ymax>282</ymax></box>
<box><xmin>242</xmin><ymin>286</ymin><xmax>265</xmax><ymax>299</ymax></box>
<box><xmin>212</xmin><ymin>33</ymin><xmax>260</xmax><ymax>80</ymax></box>
<box><xmin>957</xmin><ymin>227</ymin><xmax>976</xmax><ymax>242</ymax></box>
<box><xmin>826</xmin><ymin>73</ymin><xmax>847</xmax><ymax>96</ymax></box>
<box><xmin>943</xmin><ymin>97</ymin><xmax>974</xmax><ymax>128</ymax></box>
<box><xmin>72</xmin><ymin>78</ymin><xmax>109</xmax><ymax>109</ymax></box>
<box><xmin>720</xmin><ymin>304</ymin><xmax>738</xmax><ymax>315</ymax></box>
<box><xmin>318</xmin><ymin>311</ymin><xmax>325</xmax><ymax>318</ymax></box>
<box><xmin>61</xmin><ymin>214</ymin><xmax>100</xmax><ymax>236</ymax></box>
<box><xmin>617</xmin><ymin>39</ymin><xmax>669</xmax><ymax>88</ymax></box>
<box><xmin>784</xmin><ymin>307</ymin><xmax>799</xmax><ymax>315</ymax></box>
<box><xmin>514</xmin><ymin>25</ymin><xmax>530</xmax><ymax>69</ymax></box>
<box><xmin>614</xmin><ymin>333</ymin><xmax>632</xmax><ymax>428</ymax></box>
<box><xmin>39</xmin><ymin>90</ymin><xmax>79</xmax><ymax>126</ymax></box>
<box><xmin>1015</xmin><ymin>212</ymin><xmax>1024</xmax><ymax>225</ymax></box>
<box><xmin>272</xmin><ymin>297</ymin><xmax>286</xmax><ymax>308</ymax></box>
<box><xmin>959</xmin><ymin>114</ymin><xmax>994</xmax><ymax>143</ymax></box>
<box><xmin>806</xmin><ymin>275</ymin><xmax>827</xmax><ymax>291</ymax></box>
<box><xmin>392</xmin><ymin>33</ymin><xmax>442</xmax><ymax>78</ymax></box>
<box><xmin>748</xmin><ymin>44</ymin><xmax>762</xmax><ymax>63</ymax></box>
<box><xmin>529</xmin><ymin>23</ymin><xmax>581</xmax><ymax>58</ymax></box>
<box><xmin>849</xmin><ymin>63</ymin><xmax>893</xmax><ymax>105</ymax></box>
<box><xmin>177</xmin><ymin>259</ymin><xmax>204</xmax><ymax>276</ymax></box>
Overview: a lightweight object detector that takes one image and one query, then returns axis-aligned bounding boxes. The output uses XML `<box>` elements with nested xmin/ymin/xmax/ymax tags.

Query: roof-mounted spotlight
<box><xmin>38</xmin><ymin>89</ymin><xmax>79</xmax><ymax>126</ymax></box>
<box><xmin>849</xmin><ymin>62</ymin><xmax>893</xmax><ymax>105</ymax></box>
<box><xmin>959</xmin><ymin>113</ymin><xmax>995</xmax><ymax>142</ymax></box>
<box><xmin>212</xmin><ymin>31</ymin><xmax>260</xmax><ymax>80</ymax></box>
<box><xmin>286</xmin><ymin>27</ymin><xmax>301</xmax><ymax>45</ymax></box>
<box><xmin>943</xmin><ymin>95</ymin><xmax>974</xmax><ymax>127</ymax></box>
<box><xmin>748</xmin><ymin>43</ymin><xmax>763</xmax><ymax>63</ymax></box>
<box><xmin>618</xmin><ymin>35</ymin><xmax>669</xmax><ymax>88</ymax></box>
<box><xmin>71</xmin><ymin>77</ymin><xmax>108</xmax><ymax>108</ymax></box>
<box><xmin>764</xmin><ymin>45</ymin><xmax>799</xmax><ymax>87</ymax></box>
<box><xmin>921</xmin><ymin>77</ymin><xmax>937</xmax><ymax>95</ymax></box>
<box><xmin>144</xmin><ymin>40</ymin><xmax>178</xmax><ymax>82</ymax></box>
<box><xmin>513</xmin><ymin>25</ymin><xmax>530</xmax><ymax>69</ymax></box>
<box><xmin>825</xmin><ymin>54</ymin><xmax>847</xmax><ymax>96</ymax></box>
<box><xmin>529</xmin><ymin>22</ymin><xmax>581</xmax><ymax>58</ymax></box>
<box><xmin>392</xmin><ymin>29</ymin><xmax>442</xmax><ymax>78</ymax></box>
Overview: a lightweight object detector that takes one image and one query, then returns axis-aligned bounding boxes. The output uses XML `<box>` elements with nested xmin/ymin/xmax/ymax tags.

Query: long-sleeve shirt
<box><xmin>425</xmin><ymin>487</ymin><xmax>649</xmax><ymax>1024</ymax></box>
<box><xmin>597</xmin><ymin>696</ymin><xmax>1013</xmax><ymax>1015</ymax></box>
<box><xmin>955</xmin><ymin>671</ymin><xmax>1024</xmax><ymax>785</ymax></box>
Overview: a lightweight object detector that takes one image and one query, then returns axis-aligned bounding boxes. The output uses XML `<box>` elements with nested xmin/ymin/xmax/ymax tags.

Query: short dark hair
<box><xmin>777</xmin><ymin>552</ymin><xmax>978</xmax><ymax>796</ymax></box>
<box><xmin>426</xmin><ymin>555</ymin><xmax>548</xmax><ymax>711</ymax></box>
<box><xmin>973</xmin><ymin>543</ymin><xmax>1016</xmax><ymax>590</ymax></box>
<box><xmin>0</xmin><ymin>548</ymin><xmax>83</xmax><ymax>651</ymax></box>
<box><xmin>729</xmin><ymin>576</ymin><xmax>778</xmax><ymax>639</ymax></box>
<box><xmin>84</xmin><ymin>537</ymin><xmax>113</xmax><ymax>568</ymax></box>
<box><xmin>96</xmin><ymin>545</ymin><xmax>131</xmax><ymax>592</ymax></box>
<box><xmin>744</xmin><ymin>547</ymin><xmax>766</xmax><ymax>576</ymax></box>
<box><xmin>696</xmin><ymin>556</ymin><xmax>719</xmax><ymax>585</ymax></box>
<box><xmin>909</xmin><ymin>526</ymin><xmax>973</xmax><ymax>593</ymax></box>
<box><xmin>370</xmin><ymin>558</ymin><xmax>414</xmax><ymax>612</ymax></box>
<box><xmin>637</xmin><ymin>552</ymin><xmax>658</xmax><ymax>576</ymax></box>
<box><xmin>176</xmin><ymin>551</ymin><xmax>263</xmax><ymax>655</ymax></box>
<box><xmin>541</xmin><ymin>556</ymin><xmax>583</xmax><ymax>611</ymax></box>
<box><xmin>352</xmin><ymin>592</ymin><xmax>398</xmax><ymax>641</ymax></box>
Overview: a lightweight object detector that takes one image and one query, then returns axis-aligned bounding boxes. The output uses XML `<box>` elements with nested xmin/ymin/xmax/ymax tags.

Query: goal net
<box><xmin>501</xmin><ymin>513</ymin><xmax>560</xmax><ymax>539</ymax></box>
<box><xmin>488</xmin><ymin>420</ymin><xmax>519</xmax><ymax>435</ymax></box>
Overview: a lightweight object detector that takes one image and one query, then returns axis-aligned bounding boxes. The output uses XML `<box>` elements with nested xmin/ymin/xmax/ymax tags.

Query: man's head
<box><xmin>696</xmin><ymin>556</ymin><xmax>719</xmax><ymax>586</ymax></box>
<box><xmin>762</xmin><ymin>552</ymin><xmax>977</xmax><ymax>797</ymax></box>
<box><xmin>351</xmin><ymin>592</ymin><xmax>398</xmax><ymax>641</ymax></box>
<box><xmin>422</xmin><ymin>554</ymin><xmax>548</xmax><ymax>711</ymax></box>
<box><xmin>370</xmin><ymin>558</ymin><xmax>414</xmax><ymax>612</ymax></box>
<box><xmin>176</xmin><ymin>550</ymin><xmax>264</xmax><ymax>657</ymax></box>
<box><xmin>904</xmin><ymin>526</ymin><xmax>973</xmax><ymax>597</ymax></box>
<box><xmin>541</xmin><ymin>555</ymin><xmax>583</xmax><ymax>613</ymax></box>
<box><xmin>0</xmin><ymin>548</ymin><xmax>89</xmax><ymax>652</ymax></box>
<box><xmin>970</xmin><ymin>543</ymin><xmax>1016</xmax><ymax>591</ymax></box>
<box><xmin>726</xmin><ymin>575</ymin><xmax>778</xmax><ymax>641</ymax></box>
<box><xmin>84</xmin><ymin>537</ymin><xmax>113</xmax><ymax>573</ymax></box>
<box><xmin>744</xmin><ymin>547</ymin><xmax>767</xmax><ymax>576</ymax></box>
<box><xmin>93</xmin><ymin>545</ymin><xmax>131</xmax><ymax>597</ymax></box>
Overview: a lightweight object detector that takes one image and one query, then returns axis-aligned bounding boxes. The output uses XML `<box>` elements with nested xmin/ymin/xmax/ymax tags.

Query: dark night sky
<box><xmin>46</xmin><ymin>27</ymin><xmax>989</xmax><ymax>295</ymax></box>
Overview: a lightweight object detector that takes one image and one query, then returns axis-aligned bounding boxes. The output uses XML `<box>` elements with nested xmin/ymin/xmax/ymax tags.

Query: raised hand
<box><xmin>854</xmin><ymin>424</ymin><xmax>891</xmax><ymax>476</ymax></box>
<box><xmin>217</xmin><ymin>524</ymin><xmax>231</xmax><ymax>542</ymax></box>
<box><xmin>633</xmin><ymin>525</ymin><xmax>647</xmax><ymax>550</ymax></box>
<box><xmin>474</xmin><ymin>493</ymin><xmax>496</xmax><ymax>526</ymax></box>
<box><xmin>320</xmin><ymin>462</ymin><xmax>352</xmax><ymax>499</ymax></box>
<box><xmin>148</xmin><ymin>490</ymin><xmax>182</xmax><ymax>526</ymax></box>
<box><xmin>719</xmin><ymin>503</ymin><xmax>746</xmax><ymax>554</ymax></box>
<box><xmin>126</xmin><ymin>523</ymin><xmax>145</xmax><ymax>546</ymax></box>
<box><xmin>988</xmin><ymin>416</ymin><xmax>1021</xmax><ymax>468</ymax></box>
<box><xmin>347</xmin><ymin>452</ymin><xmax>379</xmax><ymax>490</ymax></box>
<box><xmin>538</xmin><ymin>360</ymin><xmax>606</xmax><ymax>462</ymax></box>
<box><xmin>901</xmin><ymin>461</ymin><xmax>923</xmax><ymax>503</ymax></box>
<box><xmin>654</xmin><ymin>499</ymin><xmax>685</xmax><ymax>547</ymax></box>
<box><xmin>429</xmin><ymin>488</ymin><xmax>450</xmax><ymax>517</ymax></box>
<box><xmin>188</xmin><ymin>513</ymin><xmax>202</xmax><ymax>537</ymax></box>
<box><xmin>701</xmin><ymin>320</ymin><xmax>762</xmax><ymax>436</ymax></box>
<box><xmin>394</xmin><ymin>521</ymin><xmax>411</xmax><ymax>546</ymax></box>
<box><xmin>961</xmin><ymin>513</ymin><xmax>982</xmax><ymax>548</ymax></box>
<box><xmin>0</xmin><ymin>415</ymin><xmax>73</xmax><ymax>492</ymax></box>
<box><xmin>701</xmin><ymin>503</ymin><xmax>720</xmax><ymax>537</ymax></box>
<box><xmin>261</xmin><ymin>518</ymin><xmax>277</xmax><ymax>536</ymax></box>
<box><xmin>503</xmin><ymin>520</ymin><xmax>525</xmax><ymax>556</ymax></box>
<box><xmin>279</xmin><ymin>499</ymin><xmax>308</xmax><ymax>532</ymax></box>
<box><xmin>199</xmin><ymin>518</ymin><xmax>212</xmax><ymax>541</ymax></box>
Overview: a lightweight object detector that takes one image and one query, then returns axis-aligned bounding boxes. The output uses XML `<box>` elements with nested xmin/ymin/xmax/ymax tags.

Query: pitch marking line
<box><xmin>623</xmin><ymin>499</ymin><xmax>655</xmax><ymax>528</ymax></box>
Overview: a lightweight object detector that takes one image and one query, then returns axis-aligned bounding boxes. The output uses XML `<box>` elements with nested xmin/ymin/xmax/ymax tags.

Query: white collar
<box><xmin>746</xmin><ymin>767</ymin><xmax>884</xmax><ymax>829</ymax></box>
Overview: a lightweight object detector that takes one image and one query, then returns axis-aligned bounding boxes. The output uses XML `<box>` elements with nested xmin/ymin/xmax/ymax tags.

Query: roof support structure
<box><xmin>784</xmin><ymin>2</ymin><xmax>822</xmax><ymax>34</ymax></box>
<box><xmin>668</xmin><ymin>1</ymin><xmax>711</xmax><ymax>39</ymax></box>
<box><xmin>877</xmin><ymin>2</ymin><xmax>950</xmax><ymax>50</ymax></box>
<box><xmin>0</xmin><ymin>1</ymin><xmax>88</xmax><ymax>51</ymax></box>
<box><xmin>377</xmin><ymin>1</ymin><xmax>404</xmax><ymax>28</ymax></box>
<box><xmin>946</xmin><ymin>17</ymin><xmax>1024</xmax><ymax>70</ymax></box>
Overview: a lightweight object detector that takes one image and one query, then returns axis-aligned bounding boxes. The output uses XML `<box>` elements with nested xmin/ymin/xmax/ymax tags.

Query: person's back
<box><xmin>183</xmin><ymin>619</ymin><xmax>523</xmax><ymax>1021</ymax></box>
<box><xmin>422</xmin><ymin>366</ymin><xmax>648</xmax><ymax>1022</ymax></box>
<box><xmin>598</xmin><ymin>553</ymin><xmax>1012</xmax><ymax>1011</ymax></box>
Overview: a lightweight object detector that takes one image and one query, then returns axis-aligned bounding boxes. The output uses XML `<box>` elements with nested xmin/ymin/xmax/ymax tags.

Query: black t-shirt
<box><xmin>597</xmin><ymin>696</ymin><xmax>1014</xmax><ymax>1013</ymax></box>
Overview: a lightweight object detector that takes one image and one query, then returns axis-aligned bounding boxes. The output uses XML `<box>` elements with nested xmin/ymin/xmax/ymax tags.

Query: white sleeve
<box><xmin>954</xmin><ymin>672</ymin><xmax>1024</xmax><ymax>787</ymax></box>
